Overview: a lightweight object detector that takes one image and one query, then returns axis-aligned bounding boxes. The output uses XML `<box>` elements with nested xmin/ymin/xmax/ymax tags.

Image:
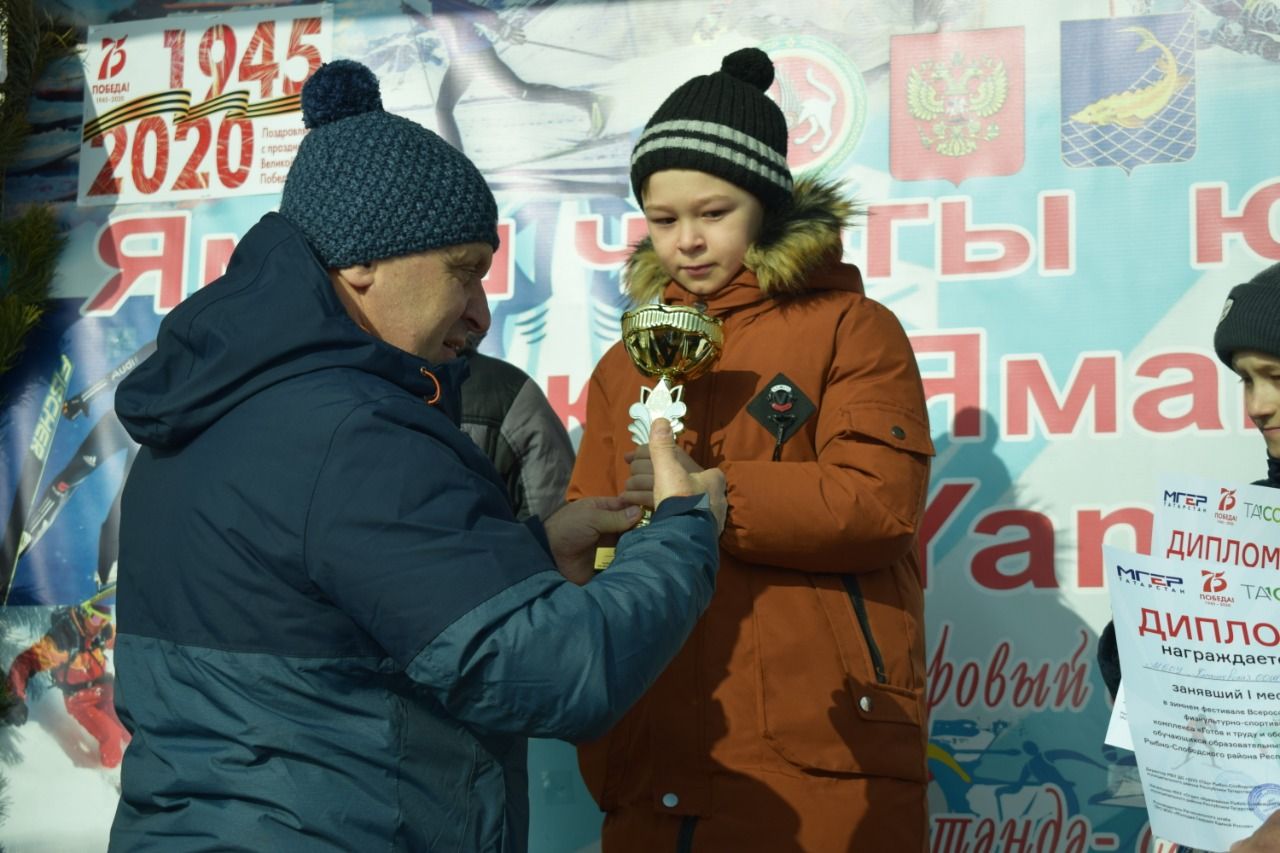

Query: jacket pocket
<box><xmin>842</xmin><ymin>574</ymin><xmax>886</xmax><ymax>684</ymax></box>
<box><xmin>752</xmin><ymin>570</ymin><xmax>925</xmax><ymax>782</ymax></box>
<box><xmin>842</xmin><ymin>402</ymin><xmax>935</xmax><ymax>524</ymax></box>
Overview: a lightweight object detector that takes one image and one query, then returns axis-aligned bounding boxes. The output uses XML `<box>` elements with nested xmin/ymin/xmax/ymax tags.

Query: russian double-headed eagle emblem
<box><xmin>906</xmin><ymin>51</ymin><xmax>1008</xmax><ymax>157</ymax></box>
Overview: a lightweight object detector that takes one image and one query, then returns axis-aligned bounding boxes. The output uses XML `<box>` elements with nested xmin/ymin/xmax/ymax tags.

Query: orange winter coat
<box><xmin>567</xmin><ymin>181</ymin><xmax>935</xmax><ymax>852</ymax></box>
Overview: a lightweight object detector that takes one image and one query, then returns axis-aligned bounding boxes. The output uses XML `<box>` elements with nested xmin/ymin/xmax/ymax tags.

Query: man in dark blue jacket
<box><xmin>108</xmin><ymin>60</ymin><xmax>725</xmax><ymax>852</ymax></box>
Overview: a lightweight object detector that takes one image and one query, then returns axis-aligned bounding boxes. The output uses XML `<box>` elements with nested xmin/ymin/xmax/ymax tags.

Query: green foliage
<box><xmin>0</xmin><ymin>0</ymin><xmax>75</xmax><ymax>384</ymax></box>
<box><xmin>0</xmin><ymin>205</ymin><xmax>64</xmax><ymax>376</ymax></box>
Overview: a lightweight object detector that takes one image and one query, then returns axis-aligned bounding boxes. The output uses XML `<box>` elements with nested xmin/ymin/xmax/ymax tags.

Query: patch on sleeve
<box><xmin>746</xmin><ymin>373</ymin><xmax>815</xmax><ymax>451</ymax></box>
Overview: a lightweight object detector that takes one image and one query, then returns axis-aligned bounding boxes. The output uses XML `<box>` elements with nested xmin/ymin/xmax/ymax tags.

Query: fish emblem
<box><xmin>1069</xmin><ymin>26</ymin><xmax>1190</xmax><ymax>128</ymax></box>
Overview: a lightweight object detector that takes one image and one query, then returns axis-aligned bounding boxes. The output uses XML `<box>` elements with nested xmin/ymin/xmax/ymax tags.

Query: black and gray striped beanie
<box><xmin>280</xmin><ymin>60</ymin><xmax>498</xmax><ymax>268</ymax></box>
<box><xmin>630</xmin><ymin>47</ymin><xmax>793</xmax><ymax>211</ymax></box>
<box><xmin>1215</xmin><ymin>261</ymin><xmax>1280</xmax><ymax>366</ymax></box>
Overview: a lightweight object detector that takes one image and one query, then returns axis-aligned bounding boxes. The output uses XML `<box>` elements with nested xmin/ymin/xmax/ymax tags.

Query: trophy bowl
<box><xmin>620</xmin><ymin>304</ymin><xmax>724</xmax><ymax>381</ymax></box>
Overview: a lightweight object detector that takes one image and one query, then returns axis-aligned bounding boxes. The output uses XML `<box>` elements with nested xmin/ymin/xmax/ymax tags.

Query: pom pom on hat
<box><xmin>630</xmin><ymin>46</ymin><xmax>793</xmax><ymax>210</ymax></box>
<box><xmin>300</xmin><ymin>60</ymin><xmax>383</xmax><ymax>129</ymax></box>
<box><xmin>280</xmin><ymin>60</ymin><xmax>498</xmax><ymax>268</ymax></box>
<box><xmin>720</xmin><ymin>47</ymin><xmax>775</xmax><ymax>91</ymax></box>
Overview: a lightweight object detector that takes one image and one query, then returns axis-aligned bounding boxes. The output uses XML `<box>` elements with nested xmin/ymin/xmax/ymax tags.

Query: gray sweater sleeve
<box><xmin>501</xmin><ymin>377</ymin><xmax>576</xmax><ymax>522</ymax></box>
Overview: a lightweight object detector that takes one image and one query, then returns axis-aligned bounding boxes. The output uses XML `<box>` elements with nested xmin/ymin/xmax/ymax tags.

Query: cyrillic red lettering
<box><xmin>481</xmin><ymin>220</ymin><xmax>515</xmax><ymax>300</ymax></box>
<box><xmin>1245</xmin><ymin>542</ymin><xmax>1262</xmax><ymax>567</ymax></box>
<box><xmin>573</xmin><ymin>213</ymin><xmax>647</xmax><ymax>268</ymax></box>
<box><xmin>956</xmin><ymin>661</ymin><xmax>979</xmax><ymax>707</ymax></box>
<box><xmin>1004</xmin><ymin>354</ymin><xmax>1119</xmax><ymax>438</ymax></box>
<box><xmin>1194</xmin><ymin>617</ymin><xmax>1224</xmax><ymax>643</ymax></box>
<box><xmin>1076</xmin><ymin>507</ymin><xmax>1152</xmax><ymax>588</ymax></box>
<box><xmin>85</xmin><ymin>212</ymin><xmax>190</xmax><ymax>315</ymax></box>
<box><xmin>1264</xmin><ymin>545</ymin><xmax>1280</xmax><ymax>569</ymax></box>
<box><xmin>986</xmin><ymin>642</ymin><xmax>1008</xmax><ymax>707</ymax></box>
<box><xmin>1193</xmin><ymin>180</ymin><xmax>1280</xmax><ymax>266</ymax></box>
<box><xmin>1253</xmin><ymin>622</ymin><xmax>1280</xmax><ymax>647</ymax></box>
<box><xmin>973</xmin><ymin>818</ymin><xmax>996</xmax><ymax>853</ymax></box>
<box><xmin>1166</xmin><ymin>614</ymin><xmax>1192</xmax><ymax>640</ymax></box>
<box><xmin>1034</xmin><ymin>786</ymin><xmax>1065</xmax><ymax>852</ymax></box>
<box><xmin>930</xmin><ymin>815</ymin><xmax>972</xmax><ymax>853</ymax></box>
<box><xmin>1062</xmin><ymin>818</ymin><xmax>1090</xmax><ymax>853</ymax></box>
<box><xmin>1052</xmin><ymin>631</ymin><xmax>1091</xmax><ymax>708</ymax></box>
<box><xmin>1012</xmin><ymin>659</ymin><xmax>1049</xmax><ymax>708</ymax></box>
<box><xmin>1139</xmin><ymin>609</ymin><xmax>1169</xmax><ymax>640</ymax></box>
<box><xmin>971</xmin><ymin>509</ymin><xmax>1056</xmax><ymax>589</ymax></box>
<box><xmin>939</xmin><ymin>198</ymin><xmax>1032</xmax><ymax>277</ymax></box>
<box><xmin>1224</xmin><ymin>620</ymin><xmax>1250</xmax><ymax>644</ymax></box>
<box><xmin>999</xmin><ymin>815</ymin><xmax>1032</xmax><ymax>853</ymax></box>
<box><xmin>1038</xmin><ymin>191</ymin><xmax>1074</xmax><ymax>275</ymax></box>
<box><xmin>909</xmin><ymin>331</ymin><xmax>985</xmax><ymax>439</ymax></box>
<box><xmin>1133</xmin><ymin>352</ymin><xmax>1224</xmax><ymax>432</ymax></box>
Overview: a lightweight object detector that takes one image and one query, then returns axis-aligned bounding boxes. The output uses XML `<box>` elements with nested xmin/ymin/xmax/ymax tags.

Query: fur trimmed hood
<box><xmin>624</xmin><ymin>177</ymin><xmax>859</xmax><ymax>305</ymax></box>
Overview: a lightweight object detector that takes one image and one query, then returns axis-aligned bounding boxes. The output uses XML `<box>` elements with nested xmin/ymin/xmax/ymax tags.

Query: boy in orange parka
<box><xmin>567</xmin><ymin>47</ymin><xmax>934</xmax><ymax>852</ymax></box>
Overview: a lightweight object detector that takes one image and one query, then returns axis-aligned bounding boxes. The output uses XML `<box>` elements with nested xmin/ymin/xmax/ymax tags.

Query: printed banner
<box><xmin>77</xmin><ymin>4</ymin><xmax>333</xmax><ymax>206</ymax></box>
<box><xmin>4</xmin><ymin>0</ymin><xmax>1280</xmax><ymax>851</ymax></box>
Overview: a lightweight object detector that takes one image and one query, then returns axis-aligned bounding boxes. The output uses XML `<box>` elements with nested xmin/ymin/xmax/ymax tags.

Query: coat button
<box><xmin>890</xmin><ymin>425</ymin><xmax>906</xmax><ymax>440</ymax></box>
<box><xmin>661</xmin><ymin>792</ymin><xmax>679</xmax><ymax>808</ymax></box>
<box><xmin>859</xmin><ymin>695</ymin><xmax>873</xmax><ymax>713</ymax></box>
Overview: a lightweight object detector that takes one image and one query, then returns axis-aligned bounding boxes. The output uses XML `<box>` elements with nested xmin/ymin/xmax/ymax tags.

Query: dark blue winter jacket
<box><xmin>107</xmin><ymin>213</ymin><xmax>718</xmax><ymax>852</ymax></box>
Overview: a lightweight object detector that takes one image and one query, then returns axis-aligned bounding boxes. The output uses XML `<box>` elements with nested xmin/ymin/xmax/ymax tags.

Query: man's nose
<box><xmin>465</xmin><ymin>284</ymin><xmax>491</xmax><ymax>335</ymax></box>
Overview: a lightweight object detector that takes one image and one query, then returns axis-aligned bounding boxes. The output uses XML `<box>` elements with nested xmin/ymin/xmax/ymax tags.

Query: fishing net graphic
<box><xmin>1061</xmin><ymin>15</ymin><xmax>1197</xmax><ymax>174</ymax></box>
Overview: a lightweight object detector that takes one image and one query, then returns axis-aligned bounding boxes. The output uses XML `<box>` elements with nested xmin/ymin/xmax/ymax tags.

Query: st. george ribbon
<box><xmin>594</xmin><ymin>303</ymin><xmax>723</xmax><ymax>569</ymax></box>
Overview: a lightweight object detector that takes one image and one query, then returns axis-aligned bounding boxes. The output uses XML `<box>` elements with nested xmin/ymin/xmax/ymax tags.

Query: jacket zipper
<box><xmin>841</xmin><ymin>574</ymin><xmax>888</xmax><ymax>684</ymax></box>
<box><xmin>676</xmin><ymin>816</ymin><xmax>698</xmax><ymax>853</ymax></box>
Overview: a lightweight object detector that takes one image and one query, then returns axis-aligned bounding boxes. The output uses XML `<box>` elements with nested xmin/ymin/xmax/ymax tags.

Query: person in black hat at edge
<box><xmin>106</xmin><ymin>59</ymin><xmax>727</xmax><ymax>852</ymax></box>
<box><xmin>1098</xmin><ymin>261</ymin><xmax>1280</xmax><ymax>853</ymax></box>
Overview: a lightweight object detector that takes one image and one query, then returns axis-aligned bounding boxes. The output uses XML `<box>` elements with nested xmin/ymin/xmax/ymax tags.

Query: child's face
<box><xmin>641</xmin><ymin>170</ymin><xmax>765</xmax><ymax>297</ymax></box>
<box><xmin>1235</xmin><ymin>349</ymin><xmax>1280</xmax><ymax>456</ymax></box>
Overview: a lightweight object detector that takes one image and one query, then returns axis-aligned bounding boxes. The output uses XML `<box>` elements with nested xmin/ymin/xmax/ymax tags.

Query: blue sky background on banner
<box><xmin>4</xmin><ymin>0</ymin><xmax>1280</xmax><ymax>850</ymax></box>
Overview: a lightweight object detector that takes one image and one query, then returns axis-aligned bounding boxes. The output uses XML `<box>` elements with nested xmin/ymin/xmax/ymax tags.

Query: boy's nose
<box><xmin>1248</xmin><ymin>390</ymin><xmax>1278</xmax><ymax>425</ymax></box>
<box><xmin>677</xmin><ymin>223</ymin><xmax>704</xmax><ymax>253</ymax></box>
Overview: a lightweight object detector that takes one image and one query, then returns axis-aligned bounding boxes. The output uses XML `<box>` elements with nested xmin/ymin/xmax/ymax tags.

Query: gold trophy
<box><xmin>594</xmin><ymin>303</ymin><xmax>724</xmax><ymax>569</ymax></box>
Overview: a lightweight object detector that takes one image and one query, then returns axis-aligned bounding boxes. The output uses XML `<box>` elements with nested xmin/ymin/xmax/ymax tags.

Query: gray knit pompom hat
<box><xmin>280</xmin><ymin>60</ymin><xmax>499</xmax><ymax>268</ymax></box>
<box><xmin>1215</xmin><ymin>262</ymin><xmax>1280</xmax><ymax>366</ymax></box>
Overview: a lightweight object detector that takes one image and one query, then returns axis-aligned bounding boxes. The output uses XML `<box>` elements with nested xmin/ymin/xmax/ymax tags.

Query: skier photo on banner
<box><xmin>3</xmin><ymin>589</ymin><xmax>128</xmax><ymax>770</ymax></box>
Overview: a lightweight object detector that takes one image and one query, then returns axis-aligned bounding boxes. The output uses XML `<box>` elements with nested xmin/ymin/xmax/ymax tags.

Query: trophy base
<box><xmin>592</xmin><ymin>508</ymin><xmax>653</xmax><ymax>572</ymax></box>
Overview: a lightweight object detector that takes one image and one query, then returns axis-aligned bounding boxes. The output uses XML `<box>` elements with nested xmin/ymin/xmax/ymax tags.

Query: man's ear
<box><xmin>333</xmin><ymin>262</ymin><xmax>377</xmax><ymax>292</ymax></box>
